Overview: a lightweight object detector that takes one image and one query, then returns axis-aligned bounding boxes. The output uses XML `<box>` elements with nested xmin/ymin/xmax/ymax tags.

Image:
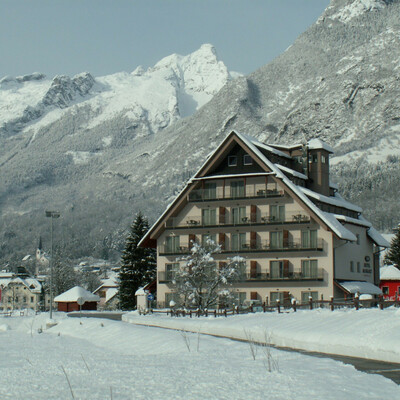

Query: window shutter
<box><xmin>250</xmin><ymin>260</ymin><xmax>257</xmax><ymax>278</ymax></box>
<box><xmin>283</xmin><ymin>291</ymin><xmax>290</xmax><ymax>305</ymax></box>
<box><xmin>250</xmin><ymin>231</ymin><xmax>257</xmax><ymax>249</ymax></box>
<box><xmin>219</xmin><ymin>207</ymin><xmax>226</xmax><ymax>224</ymax></box>
<box><xmin>250</xmin><ymin>205</ymin><xmax>257</xmax><ymax>222</ymax></box>
<box><xmin>219</xmin><ymin>261</ymin><xmax>227</xmax><ymax>270</ymax></box>
<box><xmin>189</xmin><ymin>234</ymin><xmax>196</xmax><ymax>249</ymax></box>
<box><xmin>283</xmin><ymin>230</ymin><xmax>289</xmax><ymax>247</ymax></box>
<box><xmin>251</xmin><ymin>291</ymin><xmax>258</xmax><ymax>300</ymax></box>
<box><xmin>283</xmin><ymin>260</ymin><xmax>289</xmax><ymax>278</ymax></box>
<box><xmin>219</xmin><ymin>233</ymin><xmax>226</xmax><ymax>250</ymax></box>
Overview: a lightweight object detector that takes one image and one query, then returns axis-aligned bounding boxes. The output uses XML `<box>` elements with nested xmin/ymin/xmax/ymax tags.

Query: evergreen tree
<box><xmin>385</xmin><ymin>224</ymin><xmax>400</xmax><ymax>266</ymax></box>
<box><xmin>119</xmin><ymin>212</ymin><xmax>156</xmax><ymax>310</ymax></box>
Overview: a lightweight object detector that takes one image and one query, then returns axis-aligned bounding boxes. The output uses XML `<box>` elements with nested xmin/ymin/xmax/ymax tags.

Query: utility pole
<box><xmin>45</xmin><ymin>211</ymin><xmax>60</xmax><ymax>320</ymax></box>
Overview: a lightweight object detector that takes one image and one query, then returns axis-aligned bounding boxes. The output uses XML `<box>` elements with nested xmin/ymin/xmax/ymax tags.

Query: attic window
<box><xmin>312</xmin><ymin>154</ymin><xmax>318</xmax><ymax>163</ymax></box>
<box><xmin>243</xmin><ymin>154</ymin><xmax>253</xmax><ymax>165</ymax></box>
<box><xmin>228</xmin><ymin>156</ymin><xmax>237</xmax><ymax>167</ymax></box>
<box><xmin>321</xmin><ymin>154</ymin><xmax>326</xmax><ymax>163</ymax></box>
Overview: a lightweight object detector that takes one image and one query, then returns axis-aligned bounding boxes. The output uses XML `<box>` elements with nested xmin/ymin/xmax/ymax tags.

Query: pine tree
<box><xmin>119</xmin><ymin>212</ymin><xmax>156</xmax><ymax>310</ymax></box>
<box><xmin>385</xmin><ymin>224</ymin><xmax>400</xmax><ymax>266</ymax></box>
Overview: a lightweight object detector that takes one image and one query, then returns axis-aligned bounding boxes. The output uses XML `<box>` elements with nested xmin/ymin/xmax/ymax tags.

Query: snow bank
<box><xmin>123</xmin><ymin>307</ymin><xmax>400</xmax><ymax>363</ymax></box>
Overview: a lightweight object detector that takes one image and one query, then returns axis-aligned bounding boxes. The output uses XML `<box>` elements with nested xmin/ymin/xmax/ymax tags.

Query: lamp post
<box><xmin>45</xmin><ymin>210</ymin><xmax>60</xmax><ymax>320</ymax></box>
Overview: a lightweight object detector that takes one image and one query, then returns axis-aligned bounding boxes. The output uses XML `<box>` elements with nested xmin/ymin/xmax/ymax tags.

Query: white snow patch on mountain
<box><xmin>66</xmin><ymin>151</ymin><xmax>101</xmax><ymax>165</ymax></box>
<box><xmin>329</xmin><ymin>0</ymin><xmax>386</xmax><ymax>23</ymax></box>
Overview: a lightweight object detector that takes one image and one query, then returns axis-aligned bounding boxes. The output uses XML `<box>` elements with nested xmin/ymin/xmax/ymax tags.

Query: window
<box><xmin>243</xmin><ymin>154</ymin><xmax>253</xmax><ymax>165</ymax></box>
<box><xmin>230</xmin><ymin>180</ymin><xmax>245</xmax><ymax>198</ymax></box>
<box><xmin>166</xmin><ymin>263</ymin><xmax>179</xmax><ymax>281</ymax></box>
<box><xmin>357</xmin><ymin>262</ymin><xmax>361</xmax><ymax>273</ymax></box>
<box><xmin>202</xmin><ymin>208</ymin><xmax>216</xmax><ymax>226</ymax></box>
<box><xmin>350</xmin><ymin>261</ymin><xmax>354</xmax><ymax>272</ymax></box>
<box><xmin>312</xmin><ymin>154</ymin><xmax>318</xmax><ymax>163</ymax></box>
<box><xmin>228</xmin><ymin>156</ymin><xmax>237</xmax><ymax>166</ymax></box>
<box><xmin>202</xmin><ymin>234</ymin><xmax>216</xmax><ymax>246</ymax></box>
<box><xmin>301</xmin><ymin>291</ymin><xmax>318</xmax><ymax>303</ymax></box>
<box><xmin>270</xmin><ymin>231</ymin><xmax>283</xmax><ymax>249</ymax></box>
<box><xmin>204</xmin><ymin>182</ymin><xmax>217</xmax><ymax>200</ymax></box>
<box><xmin>301</xmin><ymin>260</ymin><xmax>318</xmax><ymax>278</ymax></box>
<box><xmin>165</xmin><ymin>292</ymin><xmax>180</xmax><ymax>307</ymax></box>
<box><xmin>270</xmin><ymin>292</ymin><xmax>284</xmax><ymax>304</ymax></box>
<box><xmin>8</xmin><ymin>297</ymin><xmax>11</xmax><ymax>303</ymax></box>
<box><xmin>232</xmin><ymin>207</ymin><xmax>246</xmax><ymax>224</ymax></box>
<box><xmin>382</xmin><ymin>286</ymin><xmax>389</xmax><ymax>295</ymax></box>
<box><xmin>231</xmin><ymin>233</ymin><xmax>246</xmax><ymax>251</ymax></box>
<box><xmin>232</xmin><ymin>292</ymin><xmax>246</xmax><ymax>306</ymax></box>
<box><xmin>270</xmin><ymin>261</ymin><xmax>284</xmax><ymax>279</ymax></box>
<box><xmin>269</xmin><ymin>205</ymin><xmax>285</xmax><ymax>222</ymax></box>
<box><xmin>23</xmin><ymin>296</ymin><xmax>26</xmax><ymax>303</ymax></box>
<box><xmin>301</xmin><ymin>230</ymin><xmax>317</xmax><ymax>248</ymax></box>
<box><xmin>321</xmin><ymin>154</ymin><xmax>326</xmax><ymax>163</ymax></box>
<box><xmin>165</xmin><ymin>236</ymin><xmax>180</xmax><ymax>253</ymax></box>
<box><xmin>15</xmin><ymin>296</ymin><xmax>19</xmax><ymax>303</ymax></box>
<box><xmin>356</xmin><ymin>234</ymin><xmax>360</xmax><ymax>245</ymax></box>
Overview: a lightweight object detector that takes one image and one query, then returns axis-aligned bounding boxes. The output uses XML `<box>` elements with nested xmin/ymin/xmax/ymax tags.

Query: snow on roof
<box><xmin>320</xmin><ymin>212</ymin><xmax>357</xmax><ymax>242</ymax></box>
<box><xmin>135</xmin><ymin>287</ymin><xmax>148</xmax><ymax>296</ymax></box>
<box><xmin>300</xmin><ymin>187</ymin><xmax>362</xmax><ymax>213</ymax></box>
<box><xmin>366</xmin><ymin>226</ymin><xmax>390</xmax><ymax>248</ymax></box>
<box><xmin>380</xmin><ymin>265</ymin><xmax>400</xmax><ymax>281</ymax></box>
<box><xmin>334</xmin><ymin>214</ymin><xmax>371</xmax><ymax>228</ymax></box>
<box><xmin>276</xmin><ymin>164</ymin><xmax>307</xmax><ymax>180</ymax></box>
<box><xmin>339</xmin><ymin>281</ymin><xmax>382</xmax><ymax>295</ymax></box>
<box><xmin>105</xmin><ymin>287</ymin><xmax>118</xmax><ymax>303</ymax></box>
<box><xmin>307</xmin><ymin>138</ymin><xmax>334</xmax><ymax>153</ymax></box>
<box><xmin>251</xmin><ymin>141</ymin><xmax>292</xmax><ymax>159</ymax></box>
<box><xmin>54</xmin><ymin>286</ymin><xmax>100</xmax><ymax>303</ymax></box>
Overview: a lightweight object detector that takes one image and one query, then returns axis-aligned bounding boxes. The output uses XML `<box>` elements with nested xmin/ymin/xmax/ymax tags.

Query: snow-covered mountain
<box><xmin>0</xmin><ymin>44</ymin><xmax>235</xmax><ymax>140</ymax></box>
<box><xmin>1</xmin><ymin>0</ymin><xmax>400</xmax><ymax>263</ymax></box>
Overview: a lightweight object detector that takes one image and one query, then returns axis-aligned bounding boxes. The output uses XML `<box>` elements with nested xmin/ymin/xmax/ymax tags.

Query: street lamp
<box><xmin>45</xmin><ymin>210</ymin><xmax>60</xmax><ymax>319</ymax></box>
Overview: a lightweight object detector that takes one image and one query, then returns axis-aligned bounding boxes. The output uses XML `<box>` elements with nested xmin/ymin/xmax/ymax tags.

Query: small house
<box><xmin>54</xmin><ymin>286</ymin><xmax>100</xmax><ymax>312</ymax></box>
<box><xmin>380</xmin><ymin>265</ymin><xmax>400</xmax><ymax>300</ymax></box>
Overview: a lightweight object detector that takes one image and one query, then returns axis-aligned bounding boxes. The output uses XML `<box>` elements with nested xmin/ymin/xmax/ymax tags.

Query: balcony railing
<box><xmin>159</xmin><ymin>239</ymin><xmax>324</xmax><ymax>255</ymax></box>
<box><xmin>158</xmin><ymin>269</ymin><xmax>324</xmax><ymax>283</ymax></box>
<box><xmin>244</xmin><ymin>269</ymin><xmax>324</xmax><ymax>281</ymax></box>
<box><xmin>188</xmin><ymin>188</ymin><xmax>284</xmax><ymax>202</ymax></box>
<box><xmin>165</xmin><ymin>211</ymin><xmax>310</xmax><ymax>229</ymax></box>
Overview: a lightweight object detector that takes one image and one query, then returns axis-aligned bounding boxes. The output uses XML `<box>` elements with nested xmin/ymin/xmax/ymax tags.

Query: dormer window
<box><xmin>243</xmin><ymin>154</ymin><xmax>253</xmax><ymax>165</ymax></box>
<box><xmin>321</xmin><ymin>154</ymin><xmax>326</xmax><ymax>163</ymax></box>
<box><xmin>228</xmin><ymin>156</ymin><xmax>237</xmax><ymax>166</ymax></box>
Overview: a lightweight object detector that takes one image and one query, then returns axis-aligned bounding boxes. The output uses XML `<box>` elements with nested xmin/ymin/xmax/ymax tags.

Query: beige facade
<box><xmin>0</xmin><ymin>276</ymin><xmax>43</xmax><ymax>312</ymax></box>
<box><xmin>140</xmin><ymin>131</ymin><xmax>388</xmax><ymax>308</ymax></box>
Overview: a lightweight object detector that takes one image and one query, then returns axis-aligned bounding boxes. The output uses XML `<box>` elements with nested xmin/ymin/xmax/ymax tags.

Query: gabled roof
<box><xmin>380</xmin><ymin>265</ymin><xmax>400</xmax><ymax>281</ymax></box>
<box><xmin>54</xmin><ymin>286</ymin><xmax>100</xmax><ymax>303</ymax></box>
<box><xmin>139</xmin><ymin>130</ymin><xmax>385</xmax><ymax>247</ymax></box>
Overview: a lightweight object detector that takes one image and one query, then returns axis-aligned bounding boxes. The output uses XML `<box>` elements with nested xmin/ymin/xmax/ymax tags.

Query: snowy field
<box><xmin>125</xmin><ymin>307</ymin><xmax>400</xmax><ymax>363</ymax></box>
<box><xmin>1</xmin><ymin>311</ymin><xmax>399</xmax><ymax>399</ymax></box>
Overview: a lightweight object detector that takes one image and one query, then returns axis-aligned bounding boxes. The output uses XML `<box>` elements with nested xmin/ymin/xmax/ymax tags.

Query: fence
<box><xmin>147</xmin><ymin>297</ymin><xmax>400</xmax><ymax>318</ymax></box>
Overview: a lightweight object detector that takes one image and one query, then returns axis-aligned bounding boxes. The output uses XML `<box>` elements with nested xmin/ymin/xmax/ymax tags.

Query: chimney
<box><xmin>307</xmin><ymin>139</ymin><xmax>334</xmax><ymax>196</ymax></box>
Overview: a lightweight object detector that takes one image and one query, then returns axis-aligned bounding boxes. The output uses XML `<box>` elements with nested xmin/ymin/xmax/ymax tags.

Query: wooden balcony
<box><xmin>165</xmin><ymin>211</ymin><xmax>310</xmax><ymax>230</ymax></box>
<box><xmin>159</xmin><ymin>239</ymin><xmax>324</xmax><ymax>256</ymax></box>
<box><xmin>188</xmin><ymin>188</ymin><xmax>284</xmax><ymax>202</ymax></box>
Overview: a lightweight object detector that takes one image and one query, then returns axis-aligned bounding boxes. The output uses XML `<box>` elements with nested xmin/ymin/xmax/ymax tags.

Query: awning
<box><xmin>335</xmin><ymin>280</ymin><xmax>382</xmax><ymax>296</ymax></box>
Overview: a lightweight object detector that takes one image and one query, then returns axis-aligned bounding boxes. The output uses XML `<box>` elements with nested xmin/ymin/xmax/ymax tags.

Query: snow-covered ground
<box><xmin>1</xmin><ymin>311</ymin><xmax>399</xmax><ymax>399</ymax></box>
<box><xmin>124</xmin><ymin>307</ymin><xmax>400</xmax><ymax>363</ymax></box>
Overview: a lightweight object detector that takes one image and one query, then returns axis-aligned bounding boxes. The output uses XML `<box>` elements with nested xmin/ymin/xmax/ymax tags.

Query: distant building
<box><xmin>380</xmin><ymin>265</ymin><xmax>400</xmax><ymax>300</ymax></box>
<box><xmin>140</xmin><ymin>131</ymin><xmax>389</xmax><ymax>308</ymax></box>
<box><xmin>54</xmin><ymin>286</ymin><xmax>100</xmax><ymax>312</ymax></box>
<box><xmin>93</xmin><ymin>276</ymin><xmax>119</xmax><ymax>310</ymax></box>
<box><xmin>0</xmin><ymin>270</ymin><xmax>44</xmax><ymax>312</ymax></box>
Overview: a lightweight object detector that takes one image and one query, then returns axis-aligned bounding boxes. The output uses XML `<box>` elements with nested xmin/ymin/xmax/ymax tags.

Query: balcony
<box><xmin>159</xmin><ymin>239</ymin><xmax>324</xmax><ymax>255</ymax></box>
<box><xmin>188</xmin><ymin>188</ymin><xmax>284</xmax><ymax>202</ymax></box>
<box><xmin>158</xmin><ymin>269</ymin><xmax>324</xmax><ymax>284</ymax></box>
<box><xmin>244</xmin><ymin>269</ymin><xmax>324</xmax><ymax>281</ymax></box>
<box><xmin>165</xmin><ymin>211</ymin><xmax>310</xmax><ymax>229</ymax></box>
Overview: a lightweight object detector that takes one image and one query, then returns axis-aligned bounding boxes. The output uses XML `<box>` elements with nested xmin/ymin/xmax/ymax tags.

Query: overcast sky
<box><xmin>0</xmin><ymin>0</ymin><xmax>329</xmax><ymax>79</ymax></box>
